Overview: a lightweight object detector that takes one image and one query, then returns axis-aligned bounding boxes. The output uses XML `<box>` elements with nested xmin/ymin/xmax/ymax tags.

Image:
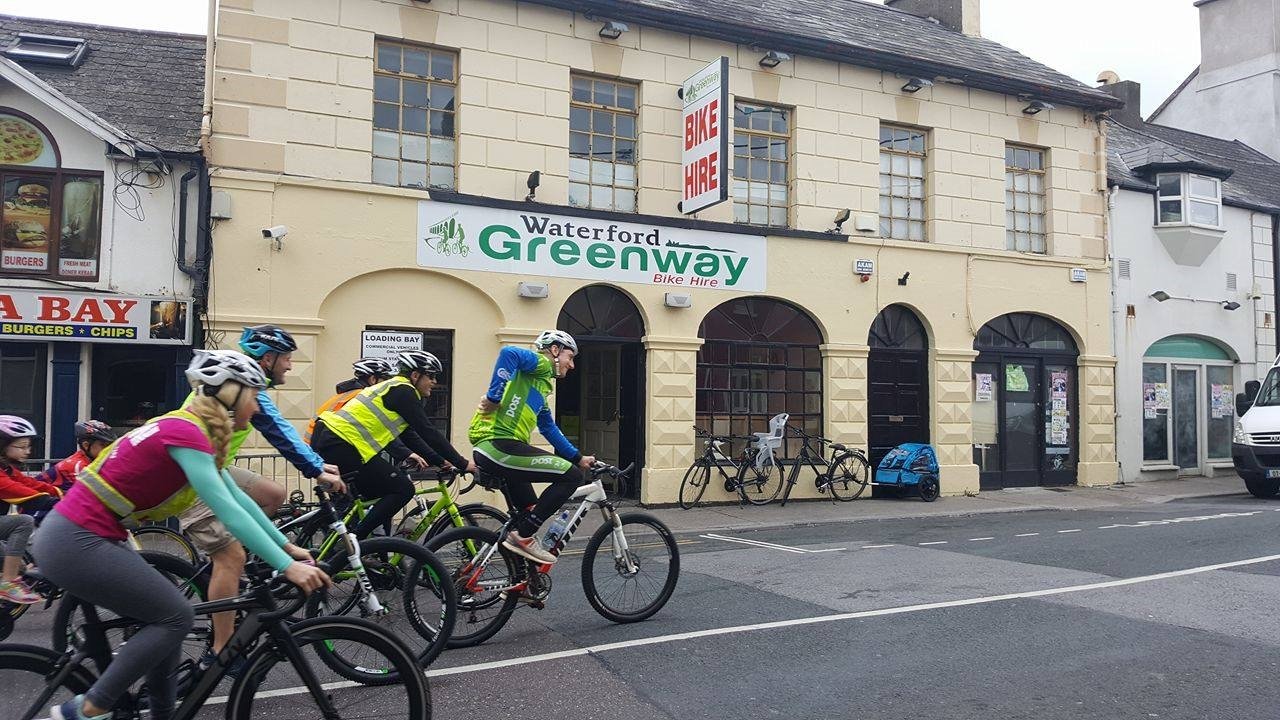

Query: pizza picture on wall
<box><xmin>0</xmin><ymin>116</ymin><xmax>45</xmax><ymax>165</ymax></box>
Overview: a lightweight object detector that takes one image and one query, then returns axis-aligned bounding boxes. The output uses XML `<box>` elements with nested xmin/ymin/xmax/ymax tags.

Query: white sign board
<box><xmin>0</xmin><ymin>289</ymin><xmax>190</xmax><ymax>344</ymax></box>
<box><xmin>855</xmin><ymin>259</ymin><xmax>875</xmax><ymax>275</ymax></box>
<box><xmin>417</xmin><ymin>200</ymin><xmax>766</xmax><ymax>292</ymax></box>
<box><xmin>1069</xmin><ymin>267</ymin><xmax>1087</xmax><ymax>283</ymax></box>
<box><xmin>680</xmin><ymin>57</ymin><xmax>729</xmax><ymax>215</ymax></box>
<box><xmin>361</xmin><ymin>330</ymin><xmax>423</xmax><ymax>360</ymax></box>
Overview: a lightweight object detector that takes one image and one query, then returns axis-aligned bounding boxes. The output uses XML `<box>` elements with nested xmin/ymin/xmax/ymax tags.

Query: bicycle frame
<box><xmin>21</xmin><ymin>580</ymin><xmax>341</xmax><ymax>720</ymax></box>
<box><xmin>277</xmin><ymin>487</ymin><xmax>385</xmax><ymax>616</ymax></box>
<box><xmin>780</xmin><ymin>432</ymin><xmax>831</xmax><ymax>506</ymax></box>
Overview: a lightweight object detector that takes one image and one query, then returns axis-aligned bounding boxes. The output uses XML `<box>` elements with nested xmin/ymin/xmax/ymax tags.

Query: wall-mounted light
<box><xmin>898</xmin><ymin>271</ymin><xmax>910</xmax><ymax>286</ymax></box>
<box><xmin>829</xmin><ymin>208</ymin><xmax>851</xmax><ymax>234</ymax></box>
<box><xmin>598</xmin><ymin>21</ymin><xmax>629</xmax><ymax>39</ymax></box>
<box><xmin>517</xmin><ymin>281</ymin><xmax>549</xmax><ymax>299</ymax></box>
<box><xmin>1149</xmin><ymin>290</ymin><xmax>1171</xmax><ymax>302</ymax></box>
<box><xmin>1151</xmin><ymin>290</ymin><xmax>1243</xmax><ymax>311</ymax></box>
<box><xmin>758</xmin><ymin>50</ymin><xmax>792</xmax><ymax>69</ymax></box>
<box><xmin>901</xmin><ymin>77</ymin><xmax>933</xmax><ymax>93</ymax></box>
<box><xmin>525</xmin><ymin>170</ymin><xmax>541</xmax><ymax>202</ymax></box>
<box><xmin>1223</xmin><ymin>301</ymin><xmax>1242</xmax><ymax>311</ymax></box>
<box><xmin>1022</xmin><ymin>100</ymin><xmax>1055</xmax><ymax>115</ymax></box>
<box><xmin>665</xmin><ymin>292</ymin><xmax>692</xmax><ymax>308</ymax></box>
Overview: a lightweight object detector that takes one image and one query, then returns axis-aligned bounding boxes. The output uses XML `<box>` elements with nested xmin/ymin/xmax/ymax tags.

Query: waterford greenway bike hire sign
<box><xmin>416</xmin><ymin>200</ymin><xmax>766</xmax><ymax>291</ymax></box>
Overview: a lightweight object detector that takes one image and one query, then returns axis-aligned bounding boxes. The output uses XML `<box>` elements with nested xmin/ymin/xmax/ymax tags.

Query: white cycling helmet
<box><xmin>396</xmin><ymin>350</ymin><xmax>443</xmax><ymax>376</ymax></box>
<box><xmin>534</xmin><ymin>330</ymin><xmax>577</xmax><ymax>354</ymax></box>
<box><xmin>352</xmin><ymin>357</ymin><xmax>396</xmax><ymax>380</ymax></box>
<box><xmin>0</xmin><ymin>415</ymin><xmax>38</xmax><ymax>442</ymax></box>
<box><xmin>186</xmin><ymin>349</ymin><xmax>268</xmax><ymax>391</ymax></box>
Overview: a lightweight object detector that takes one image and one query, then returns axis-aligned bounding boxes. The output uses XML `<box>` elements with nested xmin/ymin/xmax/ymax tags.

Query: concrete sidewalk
<box><xmin>634</xmin><ymin>474</ymin><xmax>1250</xmax><ymax>535</ymax></box>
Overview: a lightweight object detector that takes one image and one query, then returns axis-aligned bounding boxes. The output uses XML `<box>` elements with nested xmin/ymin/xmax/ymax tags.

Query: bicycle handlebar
<box><xmin>589</xmin><ymin>461</ymin><xmax>634</xmax><ymax>480</ymax></box>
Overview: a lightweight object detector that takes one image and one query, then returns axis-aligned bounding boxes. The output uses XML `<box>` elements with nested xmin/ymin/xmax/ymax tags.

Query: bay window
<box><xmin>1156</xmin><ymin>173</ymin><xmax>1221</xmax><ymax>228</ymax></box>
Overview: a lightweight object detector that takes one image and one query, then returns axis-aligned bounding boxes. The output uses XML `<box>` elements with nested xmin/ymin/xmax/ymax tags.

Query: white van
<box><xmin>1233</xmin><ymin>359</ymin><xmax>1280</xmax><ymax>497</ymax></box>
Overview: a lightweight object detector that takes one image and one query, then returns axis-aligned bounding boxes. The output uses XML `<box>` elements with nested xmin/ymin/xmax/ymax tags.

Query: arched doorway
<box><xmin>556</xmin><ymin>285</ymin><xmax>645</xmax><ymax>496</ymax></box>
<box><xmin>1142</xmin><ymin>335</ymin><xmax>1236</xmax><ymax>476</ymax></box>
<box><xmin>868</xmin><ymin>305</ymin><xmax>929</xmax><ymax>468</ymax></box>
<box><xmin>697</xmin><ymin>297</ymin><xmax>823</xmax><ymax>456</ymax></box>
<box><xmin>972</xmin><ymin>313</ymin><xmax>1079</xmax><ymax>489</ymax></box>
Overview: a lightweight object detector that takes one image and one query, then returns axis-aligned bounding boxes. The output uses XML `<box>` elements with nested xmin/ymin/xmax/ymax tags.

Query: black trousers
<box><xmin>311</xmin><ymin>422</ymin><xmax>412</xmax><ymax>539</ymax></box>
<box><xmin>474</xmin><ymin>439</ymin><xmax>583</xmax><ymax>537</ymax></box>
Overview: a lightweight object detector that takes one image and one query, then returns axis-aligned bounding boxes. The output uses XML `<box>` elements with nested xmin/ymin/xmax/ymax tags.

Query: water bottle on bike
<box><xmin>541</xmin><ymin>510</ymin><xmax>571</xmax><ymax>551</ymax></box>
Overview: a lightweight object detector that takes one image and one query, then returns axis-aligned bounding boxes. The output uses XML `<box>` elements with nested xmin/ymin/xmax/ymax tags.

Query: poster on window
<box><xmin>0</xmin><ymin>114</ymin><xmax>56</xmax><ymax>167</ymax></box>
<box><xmin>1</xmin><ymin>176</ymin><xmax>51</xmax><ymax>271</ymax></box>
<box><xmin>1143</xmin><ymin>383</ymin><xmax>1158</xmax><ymax>410</ymax></box>
<box><xmin>1153</xmin><ymin>383</ymin><xmax>1171</xmax><ymax>410</ymax></box>
<box><xmin>59</xmin><ymin>177</ymin><xmax>102</xmax><ymax>277</ymax></box>
<box><xmin>1050</xmin><ymin>371</ymin><xmax>1068</xmax><ymax>400</ymax></box>
<box><xmin>975</xmin><ymin>373</ymin><xmax>993</xmax><ymax>401</ymax></box>
<box><xmin>1211</xmin><ymin>383</ymin><xmax>1234</xmax><ymax>419</ymax></box>
<box><xmin>1005</xmin><ymin>365</ymin><xmax>1029</xmax><ymax>392</ymax></box>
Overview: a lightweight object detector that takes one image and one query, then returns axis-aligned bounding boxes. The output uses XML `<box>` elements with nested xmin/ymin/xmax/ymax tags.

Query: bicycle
<box><xmin>678</xmin><ymin>426</ymin><xmax>786</xmax><ymax>508</ymax></box>
<box><xmin>275</xmin><ymin>481</ymin><xmax>458</xmax><ymax>670</ymax></box>
<box><xmin>392</xmin><ymin>466</ymin><xmax>509</xmax><ymax>540</ymax></box>
<box><xmin>3</xmin><ymin>561</ymin><xmax>432</xmax><ymax>720</ymax></box>
<box><xmin>427</xmin><ymin>462</ymin><xmax>680</xmax><ymax>648</ymax></box>
<box><xmin>778</xmin><ymin>425</ymin><xmax>872</xmax><ymax>506</ymax></box>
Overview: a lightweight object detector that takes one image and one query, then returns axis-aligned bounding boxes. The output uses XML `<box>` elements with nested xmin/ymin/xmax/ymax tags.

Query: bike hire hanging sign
<box><xmin>0</xmin><ymin>289</ymin><xmax>191</xmax><ymax>344</ymax></box>
<box><xmin>416</xmin><ymin>200</ymin><xmax>766</xmax><ymax>291</ymax></box>
<box><xmin>680</xmin><ymin>57</ymin><xmax>729</xmax><ymax>215</ymax></box>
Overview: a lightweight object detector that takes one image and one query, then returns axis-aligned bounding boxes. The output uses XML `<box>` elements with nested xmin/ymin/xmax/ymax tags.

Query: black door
<box><xmin>867</xmin><ymin>305</ymin><xmax>930</xmax><ymax>468</ymax></box>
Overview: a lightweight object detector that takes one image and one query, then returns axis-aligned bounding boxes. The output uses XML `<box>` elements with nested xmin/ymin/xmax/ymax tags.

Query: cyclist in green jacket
<box><xmin>469</xmin><ymin>330</ymin><xmax>595</xmax><ymax>565</ymax></box>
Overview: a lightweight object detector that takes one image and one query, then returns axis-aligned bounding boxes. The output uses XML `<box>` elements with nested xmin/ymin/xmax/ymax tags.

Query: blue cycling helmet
<box><xmin>238</xmin><ymin>325</ymin><xmax>297</xmax><ymax>359</ymax></box>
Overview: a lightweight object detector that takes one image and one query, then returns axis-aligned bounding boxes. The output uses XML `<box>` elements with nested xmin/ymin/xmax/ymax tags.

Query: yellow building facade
<box><xmin>207</xmin><ymin>0</ymin><xmax>1120</xmax><ymax>502</ymax></box>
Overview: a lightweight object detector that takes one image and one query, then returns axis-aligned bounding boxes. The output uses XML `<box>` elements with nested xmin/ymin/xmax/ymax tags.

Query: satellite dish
<box><xmin>1096</xmin><ymin>70</ymin><xmax>1120</xmax><ymax>85</ymax></box>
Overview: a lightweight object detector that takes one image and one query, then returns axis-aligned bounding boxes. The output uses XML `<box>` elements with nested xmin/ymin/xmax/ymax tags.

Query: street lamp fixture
<box><xmin>1022</xmin><ymin>100</ymin><xmax>1055</xmax><ymax>115</ymax></box>
<box><xmin>598</xmin><ymin>21</ymin><xmax>629</xmax><ymax>40</ymax></box>
<box><xmin>525</xmin><ymin>170</ymin><xmax>541</xmax><ymax>202</ymax></box>
<box><xmin>1149</xmin><ymin>290</ymin><xmax>1171</xmax><ymax>302</ymax></box>
<box><xmin>829</xmin><ymin>208</ymin><xmax>851</xmax><ymax>234</ymax></box>
<box><xmin>901</xmin><ymin>77</ymin><xmax>932</xmax><ymax>93</ymax></box>
<box><xmin>1223</xmin><ymin>301</ymin><xmax>1242</xmax><ymax>311</ymax></box>
<box><xmin>758</xmin><ymin>50</ymin><xmax>792</xmax><ymax>68</ymax></box>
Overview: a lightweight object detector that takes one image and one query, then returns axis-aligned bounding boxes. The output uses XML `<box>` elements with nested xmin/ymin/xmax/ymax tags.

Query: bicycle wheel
<box><xmin>131</xmin><ymin>524</ymin><xmax>199</xmax><ymax>564</ymax></box>
<box><xmin>828</xmin><ymin>452</ymin><xmax>871</xmax><ymax>501</ymax></box>
<box><xmin>0</xmin><ymin>644</ymin><xmax>97</xmax><ymax>720</ymax></box>
<box><xmin>422</xmin><ymin>502</ymin><xmax>509</xmax><ymax>541</ymax></box>
<box><xmin>52</xmin><ymin>551</ymin><xmax>209</xmax><ymax>657</ymax></box>
<box><xmin>228</xmin><ymin>616</ymin><xmax>430</xmax><ymax>719</ymax></box>
<box><xmin>307</xmin><ymin>536</ymin><xmax>456</xmax><ymax>674</ymax></box>
<box><xmin>678</xmin><ymin>463</ymin><xmax>710</xmax><ymax>509</ymax></box>
<box><xmin>582</xmin><ymin>512</ymin><xmax>680</xmax><ymax>623</ymax></box>
<box><xmin>738</xmin><ymin>457</ymin><xmax>784</xmax><ymax>505</ymax></box>
<box><xmin>426</xmin><ymin>526</ymin><xmax>521</xmax><ymax>648</ymax></box>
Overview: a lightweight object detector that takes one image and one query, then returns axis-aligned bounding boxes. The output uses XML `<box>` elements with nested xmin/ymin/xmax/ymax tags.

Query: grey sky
<box><xmin>0</xmin><ymin>0</ymin><xmax>1201</xmax><ymax>116</ymax></box>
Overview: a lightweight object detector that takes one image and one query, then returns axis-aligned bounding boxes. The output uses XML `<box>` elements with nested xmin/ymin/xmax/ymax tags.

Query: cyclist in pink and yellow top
<box><xmin>31</xmin><ymin>349</ymin><xmax>331</xmax><ymax>720</ymax></box>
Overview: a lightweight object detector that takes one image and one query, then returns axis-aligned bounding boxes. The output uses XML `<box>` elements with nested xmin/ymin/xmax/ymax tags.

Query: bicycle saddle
<box><xmin>830</xmin><ymin>443</ymin><xmax>847</xmax><ymax>451</ymax></box>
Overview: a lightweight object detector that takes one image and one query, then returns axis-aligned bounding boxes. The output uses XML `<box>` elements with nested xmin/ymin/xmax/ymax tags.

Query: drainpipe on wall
<box><xmin>1273</xmin><ymin>215</ymin><xmax>1280</xmax><ymax>359</ymax></box>
<box><xmin>1106</xmin><ymin>184</ymin><xmax>1125</xmax><ymax>485</ymax></box>
<box><xmin>200</xmin><ymin>0</ymin><xmax>215</xmax><ymax>156</ymax></box>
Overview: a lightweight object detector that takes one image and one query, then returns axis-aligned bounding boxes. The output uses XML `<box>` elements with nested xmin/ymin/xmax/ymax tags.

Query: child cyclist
<box><xmin>37</xmin><ymin>420</ymin><xmax>116</xmax><ymax>493</ymax></box>
<box><xmin>0</xmin><ymin>416</ymin><xmax>58</xmax><ymax>604</ymax></box>
<box><xmin>32</xmin><ymin>350</ymin><xmax>330</xmax><ymax>720</ymax></box>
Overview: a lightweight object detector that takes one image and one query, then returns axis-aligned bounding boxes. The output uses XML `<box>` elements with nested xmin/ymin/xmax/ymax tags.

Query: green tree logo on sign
<box><xmin>424</xmin><ymin>214</ymin><xmax>469</xmax><ymax>256</ymax></box>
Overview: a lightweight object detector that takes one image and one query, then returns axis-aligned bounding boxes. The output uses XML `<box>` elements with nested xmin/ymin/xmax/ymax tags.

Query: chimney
<box><xmin>884</xmin><ymin>0</ymin><xmax>981</xmax><ymax>37</ymax></box>
<box><xmin>1097</xmin><ymin>72</ymin><xmax>1142</xmax><ymax>125</ymax></box>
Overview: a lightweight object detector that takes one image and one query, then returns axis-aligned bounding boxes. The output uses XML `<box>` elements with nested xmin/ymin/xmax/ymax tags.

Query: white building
<box><xmin>1104</xmin><ymin>79</ymin><xmax>1280</xmax><ymax>481</ymax></box>
<box><xmin>0</xmin><ymin>16</ymin><xmax>207</xmax><ymax>457</ymax></box>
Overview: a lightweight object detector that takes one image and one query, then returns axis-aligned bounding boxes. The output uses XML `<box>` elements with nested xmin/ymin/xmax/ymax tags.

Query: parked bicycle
<box><xmin>778</xmin><ymin>425</ymin><xmax>872</xmax><ymax>506</ymax></box>
<box><xmin>679</xmin><ymin>424</ymin><xmax>787</xmax><ymax>508</ymax></box>
<box><xmin>4</xmin><ymin>561</ymin><xmax>432</xmax><ymax>720</ymax></box>
<box><xmin>427</xmin><ymin>462</ymin><xmax>680</xmax><ymax>648</ymax></box>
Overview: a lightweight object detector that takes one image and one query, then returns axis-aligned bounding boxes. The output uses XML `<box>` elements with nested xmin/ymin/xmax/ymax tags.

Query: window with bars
<box><xmin>365</xmin><ymin>326</ymin><xmax>455</xmax><ymax>438</ymax></box>
<box><xmin>1005</xmin><ymin>145</ymin><xmax>1046</xmax><ymax>253</ymax></box>
<box><xmin>879</xmin><ymin>125</ymin><xmax>926</xmax><ymax>241</ymax></box>
<box><xmin>732</xmin><ymin>102</ymin><xmax>789</xmax><ymax>227</ymax></box>
<box><xmin>372</xmin><ymin>41</ymin><xmax>457</xmax><ymax>190</ymax></box>
<box><xmin>570</xmin><ymin>76</ymin><xmax>638</xmax><ymax>212</ymax></box>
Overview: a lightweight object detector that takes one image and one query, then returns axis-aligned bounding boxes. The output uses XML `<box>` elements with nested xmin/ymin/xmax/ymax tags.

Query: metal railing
<box><xmin>23</xmin><ymin>454</ymin><xmax>310</xmax><ymax>498</ymax></box>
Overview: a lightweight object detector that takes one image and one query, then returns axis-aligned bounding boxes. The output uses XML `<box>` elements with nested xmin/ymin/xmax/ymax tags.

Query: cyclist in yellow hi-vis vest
<box><xmin>311</xmin><ymin>350</ymin><xmax>476</xmax><ymax>539</ymax></box>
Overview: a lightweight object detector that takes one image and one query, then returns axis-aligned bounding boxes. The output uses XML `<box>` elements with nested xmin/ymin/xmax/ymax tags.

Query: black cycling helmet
<box><xmin>239</xmin><ymin>325</ymin><xmax>297</xmax><ymax>359</ymax></box>
<box><xmin>396</xmin><ymin>350</ymin><xmax>443</xmax><ymax>376</ymax></box>
<box><xmin>352</xmin><ymin>357</ymin><xmax>396</xmax><ymax>381</ymax></box>
<box><xmin>74</xmin><ymin>420</ymin><xmax>116</xmax><ymax>444</ymax></box>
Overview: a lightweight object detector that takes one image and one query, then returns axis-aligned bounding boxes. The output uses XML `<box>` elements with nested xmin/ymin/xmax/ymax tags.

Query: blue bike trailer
<box><xmin>874</xmin><ymin>443</ymin><xmax>941</xmax><ymax>501</ymax></box>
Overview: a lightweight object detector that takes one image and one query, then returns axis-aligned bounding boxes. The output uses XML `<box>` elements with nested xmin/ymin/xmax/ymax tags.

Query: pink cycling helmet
<box><xmin>0</xmin><ymin>415</ymin><xmax>38</xmax><ymax>443</ymax></box>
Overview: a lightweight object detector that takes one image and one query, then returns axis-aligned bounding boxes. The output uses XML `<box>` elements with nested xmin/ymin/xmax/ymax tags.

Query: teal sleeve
<box><xmin>169</xmin><ymin>447</ymin><xmax>294</xmax><ymax>572</ymax></box>
<box><xmin>222</xmin><ymin>469</ymin><xmax>289</xmax><ymax>547</ymax></box>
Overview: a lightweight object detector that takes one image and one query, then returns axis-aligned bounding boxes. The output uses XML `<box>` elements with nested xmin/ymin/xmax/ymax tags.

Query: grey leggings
<box><xmin>0</xmin><ymin>512</ymin><xmax>34</xmax><ymax>559</ymax></box>
<box><xmin>32</xmin><ymin>510</ymin><xmax>194</xmax><ymax>719</ymax></box>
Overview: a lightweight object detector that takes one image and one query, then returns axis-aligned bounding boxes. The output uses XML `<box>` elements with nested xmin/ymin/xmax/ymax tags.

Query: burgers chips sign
<box><xmin>0</xmin><ymin>113</ymin><xmax>57</xmax><ymax>272</ymax></box>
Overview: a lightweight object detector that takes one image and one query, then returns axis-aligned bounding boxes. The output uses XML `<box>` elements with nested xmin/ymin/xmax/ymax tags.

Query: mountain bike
<box><xmin>392</xmin><ymin>466</ymin><xmax>508</xmax><ymax>540</ymax></box>
<box><xmin>778</xmin><ymin>425</ymin><xmax>872</xmax><ymax>506</ymax></box>
<box><xmin>275</xmin><ymin>482</ymin><xmax>458</xmax><ymax>670</ymax></box>
<box><xmin>427</xmin><ymin>462</ymin><xmax>680</xmax><ymax>648</ymax></box>
<box><xmin>3</xmin><ymin>562</ymin><xmax>432</xmax><ymax>720</ymax></box>
<box><xmin>679</xmin><ymin>426</ymin><xmax>786</xmax><ymax>508</ymax></box>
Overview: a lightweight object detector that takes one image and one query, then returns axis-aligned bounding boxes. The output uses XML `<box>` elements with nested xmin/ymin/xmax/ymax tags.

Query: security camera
<box><xmin>262</xmin><ymin>225</ymin><xmax>288</xmax><ymax>239</ymax></box>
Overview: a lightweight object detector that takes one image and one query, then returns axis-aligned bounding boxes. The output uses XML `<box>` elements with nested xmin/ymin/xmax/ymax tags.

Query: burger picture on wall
<box><xmin>3</xmin><ymin>179</ymin><xmax>51</xmax><ymax>252</ymax></box>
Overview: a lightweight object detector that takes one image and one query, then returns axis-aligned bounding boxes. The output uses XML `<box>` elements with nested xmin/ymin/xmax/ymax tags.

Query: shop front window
<box><xmin>0</xmin><ymin>110</ymin><xmax>103</xmax><ymax>279</ymax></box>
<box><xmin>697</xmin><ymin>297</ymin><xmax>822</xmax><ymax>456</ymax></box>
<box><xmin>1142</xmin><ymin>363</ymin><xmax>1170</xmax><ymax>463</ymax></box>
<box><xmin>1142</xmin><ymin>335</ymin><xmax>1235</xmax><ymax>472</ymax></box>
<box><xmin>0</xmin><ymin>341</ymin><xmax>47</xmax><ymax>458</ymax></box>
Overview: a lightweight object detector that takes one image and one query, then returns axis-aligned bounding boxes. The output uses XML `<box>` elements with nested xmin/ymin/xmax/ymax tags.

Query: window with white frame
<box><xmin>1156</xmin><ymin>173</ymin><xmax>1221</xmax><ymax>227</ymax></box>
<box><xmin>879</xmin><ymin>125</ymin><xmax>926</xmax><ymax>241</ymax></box>
<box><xmin>1005</xmin><ymin>145</ymin><xmax>1046</xmax><ymax>253</ymax></box>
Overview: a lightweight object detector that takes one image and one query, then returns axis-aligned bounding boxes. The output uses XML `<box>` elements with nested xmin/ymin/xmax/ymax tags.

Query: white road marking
<box><xmin>1058</xmin><ymin>529</ymin><xmax>1082</xmax><ymax>534</ymax></box>
<box><xmin>861</xmin><ymin>544</ymin><xmax>896</xmax><ymax>549</ymax></box>
<box><xmin>701</xmin><ymin>533</ymin><xmax>809</xmax><ymax>554</ymax></box>
<box><xmin>1015</xmin><ymin>533</ymin><xmax>1040</xmax><ymax>537</ymax></box>
<box><xmin>969</xmin><ymin>537</ymin><xmax>994</xmax><ymax>541</ymax></box>
<box><xmin>806</xmin><ymin>548</ymin><xmax>846</xmax><ymax>553</ymax></box>
<box><xmin>918</xmin><ymin>541</ymin><xmax>948</xmax><ymax>546</ymax></box>
<box><xmin>1098</xmin><ymin>525</ymin><xmax>1122</xmax><ymax>529</ymax></box>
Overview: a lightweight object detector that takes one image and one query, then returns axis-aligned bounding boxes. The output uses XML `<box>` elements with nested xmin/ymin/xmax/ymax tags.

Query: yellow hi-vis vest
<box><xmin>76</xmin><ymin>409</ymin><xmax>207</xmax><ymax>522</ymax></box>
<box><xmin>318</xmin><ymin>376</ymin><xmax>414</xmax><ymax>462</ymax></box>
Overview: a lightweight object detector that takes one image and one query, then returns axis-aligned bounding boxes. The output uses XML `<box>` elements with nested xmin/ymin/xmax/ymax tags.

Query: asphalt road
<box><xmin>9</xmin><ymin>492</ymin><xmax>1280</xmax><ymax>719</ymax></box>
